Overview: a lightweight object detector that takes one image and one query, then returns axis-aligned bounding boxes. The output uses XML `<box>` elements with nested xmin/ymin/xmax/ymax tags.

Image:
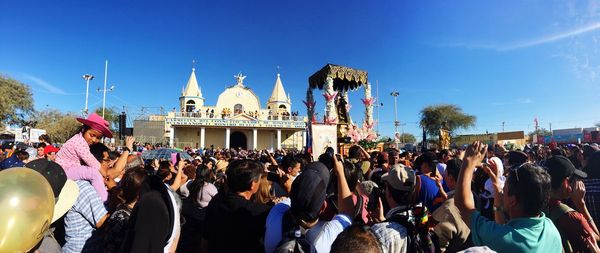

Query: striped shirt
<box><xmin>63</xmin><ymin>180</ymin><xmax>108</xmax><ymax>253</ymax></box>
<box><xmin>584</xmin><ymin>179</ymin><xmax>600</xmax><ymax>225</ymax></box>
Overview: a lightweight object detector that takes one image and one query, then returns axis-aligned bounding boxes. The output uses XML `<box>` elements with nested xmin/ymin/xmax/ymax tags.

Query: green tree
<box><xmin>528</xmin><ymin>128</ymin><xmax>552</xmax><ymax>136</ymax></box>
<box><xmin>94</xmin><ymin>106</ymin><xmax>120</xmax><ymax>131</ymax></box>
<box><xmin>34</xmin><ymin>109</ymin><xmax>81</xmax><ymax>143</ymax></box>
<box><xmin>0</xmin><ymin>75</ymin><xmax>34</xmax><ymax>126</ymax></box>
<box><xmin>399</xmin><ymin>133</ymin><xmax>417</xmax><ymax>143</ymax></box>
<box><xmin>419</xmin><ymin>104</ymin><xmax>476</xmax><ymax>137</ymax></box>
<box><xmin>377</xmin><ymin>136</ymin><xmax>394</xmax><ymax>143</ymax></box>
<box><xmin>596</xmin><ymin>122</ymin><xmax>600</xmax><ymax>128</ymax></box>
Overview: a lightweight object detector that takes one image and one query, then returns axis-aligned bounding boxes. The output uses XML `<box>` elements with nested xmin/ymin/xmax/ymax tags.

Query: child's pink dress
<box><xmin>55</xmin><ymin>132</ymin><xmax>108</xmax><ymax>201</ymax></box>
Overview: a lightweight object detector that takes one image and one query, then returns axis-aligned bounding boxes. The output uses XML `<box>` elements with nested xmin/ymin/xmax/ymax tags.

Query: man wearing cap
<box><xmin>26</xmin><ymin>159</ymin><xmax>79</xmax><ymax>253</ymax></box>
<box><xmin>264</xmin><ymin>159</ymin><xmax>354</xmax><ymax>253</ymax></box>
<box><xmin>370</xmin><ymin>164</ymin><xmax>415</xmax><ymax>253</ymax></box>
<box><xmin>546</xmin><ymin>155</ymin><xmax>600</xmax><ymax>252</ymax></box>
<box><xmin>44</xmin><ymin>145</ymin><xmax>60</xmax><ymax>162</ymax></box>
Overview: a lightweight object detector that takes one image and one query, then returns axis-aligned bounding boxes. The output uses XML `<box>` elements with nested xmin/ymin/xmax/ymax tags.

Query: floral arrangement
<box><xmin>347</xmin><ymin>122</ymin><xmax>378</xmax><ymax>143</ymax></box>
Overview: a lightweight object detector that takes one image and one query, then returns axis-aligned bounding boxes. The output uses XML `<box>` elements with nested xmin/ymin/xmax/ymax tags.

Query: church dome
<box><xmin>215</xmin><ymin>74</ymin><xmax>261</xmax><ymax>114</ymax></box>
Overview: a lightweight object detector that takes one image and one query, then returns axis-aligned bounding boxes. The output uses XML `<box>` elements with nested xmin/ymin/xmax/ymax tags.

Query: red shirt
<box><xmin>549</xmin><ymin>199</ymin><xmax>596</xmax><ymax>253</ymax></box>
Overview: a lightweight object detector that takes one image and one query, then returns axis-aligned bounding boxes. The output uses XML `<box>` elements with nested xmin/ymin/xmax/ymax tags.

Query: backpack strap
<box><xmin>281</xmin><ymin>210</ymin><xmax>306</xmax><ymax>239</ymax></box>
<box><xmin>548</xmin><ymin>202</ymin><xmax>574</xmax><ymax>221</ymax></box>
<box><xmin>548</xmin><ymin>203</ymin><xmax>575</xmax><ymax>253</ymax></box>
<box><xmin>277</xmin><ymin>210</ymin><xmax>317</xmax><ymax>253</ymax></box>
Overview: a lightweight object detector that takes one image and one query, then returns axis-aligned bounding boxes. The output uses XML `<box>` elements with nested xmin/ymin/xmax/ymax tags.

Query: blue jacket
<box><xmin>0</xmin><ymin>154</ymin><xmax>24</xmax><ymax>170</ymax></box>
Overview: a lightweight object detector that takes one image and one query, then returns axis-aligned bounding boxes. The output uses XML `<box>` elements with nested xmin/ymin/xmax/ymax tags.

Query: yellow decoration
<box><xmin>439</xmin><ymin>129</ymin><xmax>451</xmax><ymax>150</ymax></box>
<box><xmin>0</xmin><ymin>168</ymin><xmax>55</xmax><ymax>252</ymax></box>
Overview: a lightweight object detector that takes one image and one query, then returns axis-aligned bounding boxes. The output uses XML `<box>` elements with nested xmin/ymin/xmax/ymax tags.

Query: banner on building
<box><xmin>311</xmin><ymin>124</ymin><xmax>338</xmax><ymax>161</ymax></box>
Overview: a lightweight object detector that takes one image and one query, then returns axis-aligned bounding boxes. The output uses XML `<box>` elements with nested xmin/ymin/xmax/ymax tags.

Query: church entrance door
<box><xmin>230</xmin><ymin>131</ymin><xmax>247</xmax><ymax>150</ymax></box>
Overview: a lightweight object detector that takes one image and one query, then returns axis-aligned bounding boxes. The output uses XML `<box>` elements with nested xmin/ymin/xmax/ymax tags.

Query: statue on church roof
<box><xmin>234</xmin><ymin>73</ymin><xmax>246</xmax><ymax>86</ymax></box>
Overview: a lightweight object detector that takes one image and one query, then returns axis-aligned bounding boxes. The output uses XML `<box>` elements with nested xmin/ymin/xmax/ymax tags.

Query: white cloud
<box><xmin>22</xmin><ymin>74</ymin><xmax>68</xmax><ymax>95</ymax></box>
<box><xmin>433</xmin><ymin>22</ymin><xmax>600</xmax><ymax>51</ymax></box>
<box><xmin>518</xmin><ymin>98</ymin><xmax>533</xmax><ymax>104</ymax></box>
<box><xmin>501</xmin><ymin>22</ymin><xmax>600</xmax><ymax>51</ymax></box>
<box><xmin>491</xmin><ymin>98</ymin><xmax>533</xmax><ymax>106</ymax></box>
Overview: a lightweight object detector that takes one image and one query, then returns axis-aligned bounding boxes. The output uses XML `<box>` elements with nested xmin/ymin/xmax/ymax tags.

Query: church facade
<box><xmin>164</xmin><ymin>68</ymin><xmax>307</xmax><ymax>150</ymax></box>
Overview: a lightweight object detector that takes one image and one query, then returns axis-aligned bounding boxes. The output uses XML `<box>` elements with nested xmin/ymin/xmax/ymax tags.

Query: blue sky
<box><xmin>1</xmin><ymin>0</ymin><xmax>599</xmax><ymax>139</ymax></box>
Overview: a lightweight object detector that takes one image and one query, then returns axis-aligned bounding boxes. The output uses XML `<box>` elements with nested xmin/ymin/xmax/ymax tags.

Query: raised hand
<box><xmin>125</xmin><ymin>136</ymin><xmax>135</xmax><ymax>150</ymax></box>
<box><xmin>571</xmin><ymin>180</ymin><xmax>586</xmax><ymax>207</ymax></box>
<box><xmin>463</xmin><ymin>141</ymin><xmax>488</xmax><ymax>169</ymax></box>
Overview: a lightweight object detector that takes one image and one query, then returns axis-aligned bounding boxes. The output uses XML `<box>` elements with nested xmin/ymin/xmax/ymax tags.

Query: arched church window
<box><xmin>186</xmin><ymin>100</ymin><xmax>196</xmax><ymax>112</ymax></box>
<box><xmin>234</xmin><ymin>104</ymin><xmax>243</xmax><ymax>115</ymax></box>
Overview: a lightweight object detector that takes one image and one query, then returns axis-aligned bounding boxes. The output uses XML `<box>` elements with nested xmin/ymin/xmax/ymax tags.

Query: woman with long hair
<box><xmin>252</xmin><ymin>174</ymin><xmax>275</xmax><ymax>206</ymax></box>
<box><xmin>104</xmin><ymin>168</ymin><xmax>148</xmax><ymax>253</ymax></box>
<box><xmin>178</xmin><ymin>164</ymin><xmax>218</xmax><ymax>253</ymax></box>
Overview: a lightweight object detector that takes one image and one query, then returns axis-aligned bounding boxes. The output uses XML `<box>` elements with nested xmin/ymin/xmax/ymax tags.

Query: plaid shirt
<box><xmin>584</xmin><ymin>179</ymin><xmax>600</xmax><ymax>224</ymax></box>
<box><xmin>63</xmin><ymin>180</ymin><xmax>108</xmax><ymax>253</ymax></box>
<box><xmin>371</xmin><ymin>206</ymin><xmax>409</xmax><ymax>253</ymax></box>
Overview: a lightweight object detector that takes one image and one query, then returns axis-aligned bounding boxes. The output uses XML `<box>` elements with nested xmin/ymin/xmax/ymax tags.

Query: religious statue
<box><xmin>336</xmin><ymin>95</ymin><xmax>350</xmax><ymax>124</ymax></box>
<box><xmin>234</xmin><ymin>73</ymin><xmax>246</xmax><ymax>85</ymax></box>
<box><xmin>439</xmin><ymin>128</ymin><xmax>451</xmax><ymax>150</ymax></box>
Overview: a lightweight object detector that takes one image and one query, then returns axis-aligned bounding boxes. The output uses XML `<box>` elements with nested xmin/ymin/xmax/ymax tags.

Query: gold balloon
<box><xmin>0</xmin><ymin>167</ymin><xmax>55</xmax><ymax>252</ymax></box>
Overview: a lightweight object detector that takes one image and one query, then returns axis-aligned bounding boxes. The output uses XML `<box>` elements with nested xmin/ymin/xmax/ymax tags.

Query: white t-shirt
<box><xmin>264</xmin><ymin>198</ymin><xmax>352</xmax><ymax>253</ymax></box>
<box><xmin>165</xmin><ymin>185</ymin><xmax>181</xmax><ymax>253</ymax></box>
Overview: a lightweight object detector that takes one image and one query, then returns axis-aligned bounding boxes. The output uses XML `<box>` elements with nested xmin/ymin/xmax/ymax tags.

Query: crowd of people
<box><xmin>2</xmin><ymin>112</ymin><xmax>600</xmax><ymax>253</ymax></box>
<box><xmin>177</xmin><ymin>107</ymin><xmax>301</xmax><ymax>121</ymax></box>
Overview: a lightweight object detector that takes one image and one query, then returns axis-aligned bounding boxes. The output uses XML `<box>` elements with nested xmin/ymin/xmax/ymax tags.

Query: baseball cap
<box><xmin>290</xmin><ymin>162</ymin><xmax>329</xmax><ymax>222</ymax></box>
<box><xmin>545</xmin><ymin>155</ymin><xmax>587</xmax><ymax>184</ymax></box>
<box><xmin>381</xmin><ymin>164</ymin><xmax>416</xmax><ymax>192</ymax></box>
<box><xmin>25</xmin><ymin>159</ymin><xmax>79</xmax><ymax>223</ymax></box>
<box><xmin>44</xmin><ymin>145</ymin><xmax>60</xmax><ymax>155</ymax></box>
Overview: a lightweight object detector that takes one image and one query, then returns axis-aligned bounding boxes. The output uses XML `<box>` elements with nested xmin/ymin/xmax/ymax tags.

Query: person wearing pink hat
<box><xmin>55</xmin><ymin>113</ymin><xmax>113</xmax><ymax>202</ymax></box>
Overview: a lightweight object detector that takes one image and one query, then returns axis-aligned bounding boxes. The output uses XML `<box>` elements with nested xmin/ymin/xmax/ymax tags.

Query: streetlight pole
<box><xmin>102</xmin><ymin>60</ymin><xmax>108</xmax><ymax>118</ymax></box>
<box><xmin>390</xmin><ymin>91</ymin><xmax>400</xmax><ymax>144</ymax></box>
<box><xmin>82</xmin><ymin>74</ymin><xmax>94</xmax><ymax>116</ymax></box>
<box><xmin>97</xmin><ymin>83</ymin><xmax>115</xmax><ymax>118</ymax></box>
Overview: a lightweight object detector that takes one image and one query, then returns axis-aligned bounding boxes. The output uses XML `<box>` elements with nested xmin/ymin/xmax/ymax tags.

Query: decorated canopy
<box><xmin>308</xmin><ymin>64</ymin><xmax>368</xmax><ymax>91</ymax></box>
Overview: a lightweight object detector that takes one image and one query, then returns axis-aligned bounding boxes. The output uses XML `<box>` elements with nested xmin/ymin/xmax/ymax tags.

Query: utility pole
<box><xmin>390</xmin><ymin>91</ymin><xmax>400</xmax><ymax>144</ymax></box>
<box><xmin>502</xmin><ymin>121</ymin><xmax>505</xmax><ymax>132</ymax></box>
<box><xmin>82</xmin><ymin>74</ymin><xmax>94</xmax><ymax>116</ymax></box>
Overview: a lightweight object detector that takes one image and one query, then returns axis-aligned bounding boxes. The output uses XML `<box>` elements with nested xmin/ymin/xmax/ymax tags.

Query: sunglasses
<box><xmin>511</xmin><ymin>162</ymin><xmax>529</xmax><ymax>182</ymax></box>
